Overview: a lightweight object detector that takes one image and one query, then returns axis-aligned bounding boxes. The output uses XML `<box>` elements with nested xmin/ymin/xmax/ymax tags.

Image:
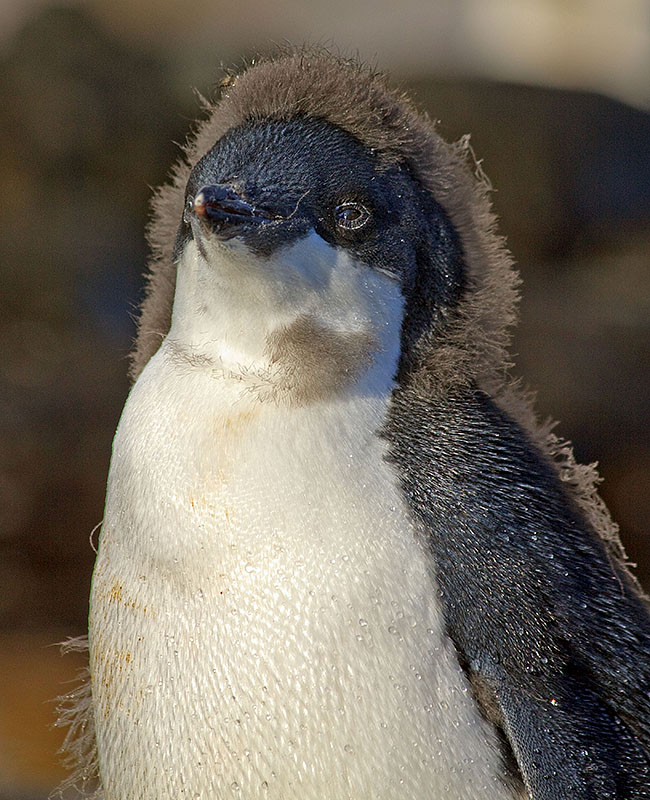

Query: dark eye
<box><xmin>335</xmin><ymin>202</ymin><xmax>371</xmax><ymax>231</ymax></box>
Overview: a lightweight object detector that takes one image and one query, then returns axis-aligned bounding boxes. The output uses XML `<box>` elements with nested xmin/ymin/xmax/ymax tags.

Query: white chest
<box><xmin>89</xmin><ymin>349</ymin><xmax>514</xmax><ymax>800</ymax></box>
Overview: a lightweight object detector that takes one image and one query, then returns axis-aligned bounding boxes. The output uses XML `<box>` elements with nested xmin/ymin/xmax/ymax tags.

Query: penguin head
<box><xmin>137</xmin><ymin>50</ymin><xmax>518</xmax><ymax>400</ymax></box>
<box><xmin>169</xmin><ymin>112</ymin><xmax>468</xmax><ymax>401</ymax></box>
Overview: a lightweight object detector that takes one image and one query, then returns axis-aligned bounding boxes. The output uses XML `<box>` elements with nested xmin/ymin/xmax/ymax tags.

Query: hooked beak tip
<box><xmin>188</xmin><ymin>184</ymin><xmax>277</xmax><ymax>232</ymax></box>
<box><xmin>191</xmin><ymin>191</ymin><xmax>208</xmax><ymax>218</ymax></box>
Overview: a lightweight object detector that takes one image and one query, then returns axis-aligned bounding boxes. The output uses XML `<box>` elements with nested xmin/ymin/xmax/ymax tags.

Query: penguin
<box><xmin>72</xmin><ymin>50</ymin><xmax>650</xmax><ymax>799</ymax></box>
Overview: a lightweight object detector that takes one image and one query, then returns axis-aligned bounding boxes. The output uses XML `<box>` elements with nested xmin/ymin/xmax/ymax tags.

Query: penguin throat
<box><xmin>166</xmin><ymin>236</ymin><xmax>405</xmax><ymax>404</ymax></box>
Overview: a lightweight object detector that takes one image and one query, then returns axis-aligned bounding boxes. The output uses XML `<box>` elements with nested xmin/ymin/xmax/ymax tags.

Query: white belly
<box><xmin>89</xmin><ymin>345</ymin><xmax>514</xmax><ymax>800</ymax></box>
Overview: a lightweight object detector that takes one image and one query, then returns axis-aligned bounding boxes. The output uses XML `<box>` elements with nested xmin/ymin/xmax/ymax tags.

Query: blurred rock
<box><xmin>0</xmin><ymin>6</ymin><xmax>186</xmax><ymax>631</ymax></box>
<box><xmin>406</xmin><ymin>77</ymin><xmax>650</xmax><ymax>260</ymax></box>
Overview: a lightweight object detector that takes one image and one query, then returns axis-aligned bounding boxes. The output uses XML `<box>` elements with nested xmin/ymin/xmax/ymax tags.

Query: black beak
<box><xmin>188</xmin><ymin>184</ymin><xmax>276</xmax><ymax>239</ymax></box>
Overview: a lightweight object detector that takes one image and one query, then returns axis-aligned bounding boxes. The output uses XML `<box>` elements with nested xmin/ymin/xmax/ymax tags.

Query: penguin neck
<box><xmin>168</xmin><ymin>238</ymin><xmax>289</xmax><ymax>371</ymax></box>
<box><xmin>166</xmin><ymin>237</ymin><xmax>406</xmax><ymax>405</ymax></box>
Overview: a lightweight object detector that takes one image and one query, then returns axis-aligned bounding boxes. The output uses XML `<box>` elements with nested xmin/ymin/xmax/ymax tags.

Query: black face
<box><xmin>176</xmin><ymin>115</ymin><xmax>467</xmax><ymax>356</ymax></box>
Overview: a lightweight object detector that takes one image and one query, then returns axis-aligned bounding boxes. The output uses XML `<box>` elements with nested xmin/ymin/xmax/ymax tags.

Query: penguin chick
<box><xmin>83</xmin><ymin>50</ymin><xmax>650</xmax><ymax>800</ymax></box>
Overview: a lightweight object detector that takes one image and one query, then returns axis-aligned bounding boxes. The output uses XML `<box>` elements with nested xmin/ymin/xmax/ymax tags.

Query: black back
<box><xmin>385</xmin><ymin>386</ymin><xmax>650</xmax><ymax>798</ymax></box>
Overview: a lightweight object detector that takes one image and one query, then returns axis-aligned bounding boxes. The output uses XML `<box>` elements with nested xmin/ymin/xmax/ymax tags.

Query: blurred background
<box><xmin>0</xmin><ymin>1</ymin><xmax>649</xmax><ymax>797</ymax></box>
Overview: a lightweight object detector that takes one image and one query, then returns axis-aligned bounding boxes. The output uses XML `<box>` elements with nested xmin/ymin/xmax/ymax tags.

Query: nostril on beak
<box><xmin>191</xmin><ymin>184</ymin><xmax>277</xmax><ymax>225</ymax></box>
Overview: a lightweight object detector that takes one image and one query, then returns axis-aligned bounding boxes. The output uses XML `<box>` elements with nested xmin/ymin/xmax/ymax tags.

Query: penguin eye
<box><xmin>335</xmin><ymin>202</ymin><xmax>371</xmax><ymax>231</ymax></box>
